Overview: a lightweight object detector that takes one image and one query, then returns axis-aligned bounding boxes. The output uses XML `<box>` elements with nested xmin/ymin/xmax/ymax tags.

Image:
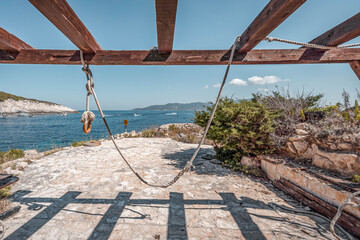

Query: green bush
<box><xmin>352</xmin><ymin>175</ymin><xmax>360</xmax><ymax>183</ymax></box>
<box><xmin>195</xmin><ymin>98</ymin><xmax>277</xmax><ymax>169</ymax></box>
<box><xmin>355</xmin><ymin>100</ymin><xmax>360</xmax><ymax>122</ymax></box>
<box><xmin>0</xmin><ymin>149</ymin><xmax>25</xmax><ymax>164</ymax></box>
<box><xmin>72</xmin><ymin>141</ymin><xmax>84</xmax><ymax>147</ymax></box>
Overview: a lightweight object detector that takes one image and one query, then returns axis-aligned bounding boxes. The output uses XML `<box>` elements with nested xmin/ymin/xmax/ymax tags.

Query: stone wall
<box><xmin>286</xmin><ymin>123</ymin><xmax>360</xmax><ymax>177</ymax></box>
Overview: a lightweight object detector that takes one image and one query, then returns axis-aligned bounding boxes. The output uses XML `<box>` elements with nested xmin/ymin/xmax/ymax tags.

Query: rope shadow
<box><xmin>162</xmin><ymin>148</ymin><xmax>231</xmax><ymax>177</ymax></box>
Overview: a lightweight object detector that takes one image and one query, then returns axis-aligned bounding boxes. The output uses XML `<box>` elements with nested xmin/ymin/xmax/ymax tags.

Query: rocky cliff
<box><xmin>0</xmin><ymin>91</ymin><xmax>78</xmax><ymax>115</ymax></box>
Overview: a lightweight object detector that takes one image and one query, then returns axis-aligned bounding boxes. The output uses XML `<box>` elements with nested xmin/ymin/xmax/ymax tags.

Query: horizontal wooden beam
<box><xmin>0</xmin><ymin>28</ymin><xmax>34</xmax><ymax>52</ymax></box>
<box><xmin>1</xmin><ymin>48</ymin><xmax>360</xmax><ymax>65</ymax></box>
<box><xmin>28</xmin><ymin>0</ymin><xmax>101</xmax><ymax>53</ymax></box>
<box><xmin>237</xmin><ymin>0</ymin><xmax>306</xmax><ymax>53</ymax></box>
<box><xmin>155</xmin><ymin>0</ymin><xmax>178</xmax><ymax>54</ymax></box>
<box><xmin>307</xmin><ymin>12</ymin><xmax>360</xmax><ymax>47</ymax></box>
<box><xmin>350</xmin><ymin>61</ymin><xmax>360</xmax><ymax>80</ymax></box>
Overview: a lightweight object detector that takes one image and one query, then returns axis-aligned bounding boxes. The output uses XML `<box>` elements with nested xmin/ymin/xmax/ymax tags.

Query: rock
<box><xmin>24</xmin><ymin>150</ymin><xmax>44</xmax><ymax>160</ymax></box>
<box><xmin>292</xmin><ymin>141</ymin><xmax>309</xmax><ymax>155</ymax></box>
<box><xmin>17</xmin><ymin>162</ymin><xmax>29</xmax><ymax>171</ymax></box>
<box><xmin>83</xmin><ymin>141</ymin><xmax>101</xmax><ymax>147</ymax></box>
<box><xmin>178</xmin><ymin>133</ymin><xmax>186</xmax><ymax>139</ymax></box>
<box><xmin>303</xmin><ymin>144</ymin><xmax>315</xmax><ymax>159</ymax></box>
<box><xmin>202</xmin><ymin>153</ymin><xmax>215</xmax><ymax>160</ymax></box>
<box><xmin>337</xmin><ymin>143</ymin><xmax>353</xmax><ymax>151</ymax></box>
<box><xmin>241</xmin><ymin>156</ymin><xmax>261</xmax><ymax>168</ymax></box>
<box><xmin>130</xmin><ymin>130</ymin><xmax>136</xmax><ymax>137</ymax></box>
<box><xmin>286</xmin><ymin>142</ymin><xmax>297</xmax><ymax>155</ymax></box>
<box><xmin>295</xmin><ymin>129</ymin><xmax>309</xmax><ymax>136</ymax></box>
<box><xmin>312</xmin><ymin>145</ymin><xmax>360</xmax><ymax>176</ymax></box>
<box><xmin>289</xmin><ymin>135</ymin><xmax>309</xmax><ymax>142</ymax></box>
<box><xmin>296</xmin><ymin>123</ymin><xmax>309</xmax><ymax>131</ymax></box>
<box><xmin>210</xmin><ymin>159</ymin><xmax>222</xmax><ymax>165</ymax></box>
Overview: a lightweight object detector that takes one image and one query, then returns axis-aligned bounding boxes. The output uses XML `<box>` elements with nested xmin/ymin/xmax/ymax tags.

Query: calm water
<box><xmin>0</xmin><ymin>110</ymin><xmax>195</xmax><ymax>152</ymax></box>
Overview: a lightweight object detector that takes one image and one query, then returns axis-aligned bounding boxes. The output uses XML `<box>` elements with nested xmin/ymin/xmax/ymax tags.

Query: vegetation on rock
<box><xmin>0</xmin><ymin>149</ymin><xmax>25</xmax><ymax>164</ymax></box>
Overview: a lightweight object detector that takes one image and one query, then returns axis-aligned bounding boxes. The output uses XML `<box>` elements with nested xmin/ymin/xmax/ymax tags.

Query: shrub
<box><xmin>352</xmin><ymin>175</ymin><xmax>360</xmax><ymax>183</ymax></box>
<box><xmin>0</xmin><ymin>149</ymin><xmax>25</xmax><ymax>164</ymax></box>
<box><xmin>355</xmin><ymin>100</ymin><xmax>360</xmax><ymax>122</ymax></box>
<box><xmin>195</xmin><ymin>97</ymin><xmax>277</xmax><ymax>169</ymax></box>
<box><xmin>72</xmin><ymin>141</ymin><xmax>84</xmax><ymax>147</ymax></box>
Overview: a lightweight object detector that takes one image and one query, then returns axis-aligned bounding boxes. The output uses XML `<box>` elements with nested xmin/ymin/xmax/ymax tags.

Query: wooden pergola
<box><xmin>0</xmin><ymin>0</ymin><xmax>360</xmax><ymax>80</ymax></box>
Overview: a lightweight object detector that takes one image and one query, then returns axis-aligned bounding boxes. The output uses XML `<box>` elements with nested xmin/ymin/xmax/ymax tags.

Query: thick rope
<box><xmin>79</xmin><ymin>37</ymin><xmax>239</xmax><ymax>188</ymax></box>
<box><xmin>264</xmin><ymin>36</ymin><xmax>360</xmax><ymax>50</ymax></box>
<box><xmin>330</xmin><ymin>191</ymin><xmax>360</xmax><ymax>240</ymax></box>
<box><xmin>269</xmin><ymin>203</ymin><xmax>354</xmax><ymax>240</ymax></box>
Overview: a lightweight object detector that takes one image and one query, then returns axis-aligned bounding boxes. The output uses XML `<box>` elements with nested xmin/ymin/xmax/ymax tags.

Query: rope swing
<box><xmin>79</xmin><ymin>35</ymin><xmax>241</xmax><ymax>188</ymax></box>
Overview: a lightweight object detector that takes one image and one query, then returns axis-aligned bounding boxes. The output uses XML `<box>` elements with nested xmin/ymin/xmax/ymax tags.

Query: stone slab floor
<box><xmin>4</xmin><ymin>138</ymin><xmax>344</xmax><ymax>239</ymax></box>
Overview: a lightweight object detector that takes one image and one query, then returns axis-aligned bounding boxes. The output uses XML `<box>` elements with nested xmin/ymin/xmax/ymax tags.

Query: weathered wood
<box><xmin>0</xmin><ymin>28</ymin><xmax>34</xmax><ymax>52</ymax></box>
<box><xmin>28</xmin><ymin>0</ymin><xmax>101</xmax><ymax>53</ymax></box>
<box><xmin>307</xmin><ymin>13</ymin><xmax>360</xmax><ymax>47</ymax></box>
<box><xmin>350</xmin><ymin>61</ymin><xmax>360</xmax><ymax>80</ymax></box>
<box><xmin>276</xmin><ymin>178</ymin><xmax>360</xmax><ymax>238</ymax></box>
<box><xmin>237</xmin><ymin>0</ymin><xmax>306</xmax><ymax>53</ymax></box>
<box><xmin>1</xmin><ymin>48</ymin><xmax>360</xmax><ymax>65</ymax></box>
<box><xmin>155</xmin><ymin>0</ymin><xmax>177</xmax><ymax>54</ymax></box>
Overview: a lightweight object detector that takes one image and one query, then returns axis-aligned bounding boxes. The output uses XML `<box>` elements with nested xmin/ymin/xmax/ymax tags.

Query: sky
<box><xmin>1</xmin><ymin>0</ymin><xmax>360</xmax><ymax>110</ymax></box>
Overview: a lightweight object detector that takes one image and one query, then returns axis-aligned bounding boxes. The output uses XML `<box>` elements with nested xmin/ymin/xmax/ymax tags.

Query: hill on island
<box><xmin>133</xmin><ymin>102</ymin><xmax>211</xmax><ymax>111</ymax></box>
<box><xmin>0</xmin><ymin>91</ymin><xmax>78</xmax><ymax>115</ymax></box>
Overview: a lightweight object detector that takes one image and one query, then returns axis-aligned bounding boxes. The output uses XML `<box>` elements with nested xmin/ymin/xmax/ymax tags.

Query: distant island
<box><xmin>133</xmin><ymin>102</ymin><xmax>211</xmax><ymax>111</ymax></box>
<box><xmin>0</xmin><ymin>91</ymin><xmax>78</xmax><ymax>116</ymax></box>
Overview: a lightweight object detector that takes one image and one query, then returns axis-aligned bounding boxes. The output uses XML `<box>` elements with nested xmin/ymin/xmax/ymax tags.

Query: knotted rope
<box><xmin>80</xmin><ymin>52</ymin><xmax>95</xmax><ymax>134</ymax></box>
<box><xmin>79</xmin><ymin>35</ymin><xmax>240</xmax><ymax>188</ymax></box>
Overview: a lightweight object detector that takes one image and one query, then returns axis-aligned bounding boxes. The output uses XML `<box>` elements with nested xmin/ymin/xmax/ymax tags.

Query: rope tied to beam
<box><xmin>264</xmin><ymin>36</ymin><xmax>360</xmax><ymax>49</ymax></box>
<box><xmin>78</xmin><ymin>36</ymin><xmax>241</xmax><ymax>188</ymax></box>
<box><xmin>80</xmin><ymin>50</ymin><xmax>95</xmax><ymax>134</ymax></box>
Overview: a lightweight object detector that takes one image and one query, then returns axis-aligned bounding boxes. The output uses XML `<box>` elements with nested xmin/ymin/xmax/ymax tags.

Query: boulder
<box><xmin>24</xmin><ymin>150</ymin><xmax>44</xmax><ymax>160</ymax></box>
<box><xmin>241</xmin><ymin>156</ymin><xmax>261</xmax><ymax>168</ymax></box>
<box><xmin>312</xmin><ymin>145</ymin><xmax>360</xmax><ymax>176</ymax></box>
<box><xmin>337</xmin><ymin>143</ymin><xmax>353</xmax><ymax>151</ymax></box>
<box><xmin>292</xmin><ymin>141</ymin><xmax>309</xmax><ymax>155</ymax></box>
<box><xmin>295</xmin><ymin>129</ymin><xmax>309</xmax><ymax>136</ymax></box>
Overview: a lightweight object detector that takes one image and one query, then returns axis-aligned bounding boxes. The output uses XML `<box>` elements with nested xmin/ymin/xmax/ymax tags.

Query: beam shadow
<box><xmin>6</xmin><ymin>190</ymin><xmax>327</xmax><ymax>240</ymax></box>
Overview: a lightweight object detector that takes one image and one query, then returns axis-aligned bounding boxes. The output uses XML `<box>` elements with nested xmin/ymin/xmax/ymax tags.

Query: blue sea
<box><xmin>0</xmin><ymin>110</ymin><xmax>195</xmax><ymax>152</ymax></box>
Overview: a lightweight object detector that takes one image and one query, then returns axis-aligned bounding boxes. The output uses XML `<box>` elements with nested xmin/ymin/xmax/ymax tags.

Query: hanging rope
<box><xmin>330</xmin><ymin>191</ymin><xmax>360</xmax><ymax>240</ymax></box>
<box><xmin>264</xmin><ymin>36</ymin><xmax>360</xmax><ymax>50</ymax></box>
<box><xmin>78</xmin><ymin>35</ymin><xmax>240</xmax><ymax>188</ymax></box>
<box><xmin>80</xmin><ymin>53</ymin><xmax>95</xmax><ymax>134</ymax></box>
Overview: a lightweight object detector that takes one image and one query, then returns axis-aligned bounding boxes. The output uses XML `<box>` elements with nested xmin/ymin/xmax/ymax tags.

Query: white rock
<box><xmin>295</xmin><ymin>129</ymin><xmax>309</xmax><ymax>136</ymax></box>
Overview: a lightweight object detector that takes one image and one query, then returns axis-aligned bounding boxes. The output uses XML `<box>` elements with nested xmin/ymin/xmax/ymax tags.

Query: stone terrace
<box><xmin>4</xmin><ymin>138</ymin><xmax>343</xmax><ymax>239</ymax></box>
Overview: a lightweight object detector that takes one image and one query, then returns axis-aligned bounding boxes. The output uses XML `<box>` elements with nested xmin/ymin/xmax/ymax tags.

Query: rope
<box><xmin>330</xmin><ymin>191</ymin><xmax>360</xmax><ymax>240</ymax></box>
<box><xmin>264</xmin><ymin>36</ymin><xmax>360</xmax><ymax>50</ymax></box>
<box><xmin>78</xmin><ymin>36</ymin><xmax>239</xmax><ymax>188</ymax></box>
<box><xmin>268</xmin><ymin>203</ymin><xmax>354</xmax><ymax>240</ymax></box>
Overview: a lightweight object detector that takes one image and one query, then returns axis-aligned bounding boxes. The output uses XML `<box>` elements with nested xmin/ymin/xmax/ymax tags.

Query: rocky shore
<box><xmin>0</xmin><ymin>98</ymin><xmax>78</xmax><ymax>116</ymax></box>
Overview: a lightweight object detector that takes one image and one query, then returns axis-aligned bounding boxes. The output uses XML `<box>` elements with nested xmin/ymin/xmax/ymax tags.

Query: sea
<box><xmin>0</xmin><ymin>110</ymin><xmax>195</xmax><ymax>152</ymax></box>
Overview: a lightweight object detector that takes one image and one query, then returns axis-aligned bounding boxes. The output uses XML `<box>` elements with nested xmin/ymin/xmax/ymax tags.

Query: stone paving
<box><xmin>4</xmin><ymin>138</ymin><xmax>341</xmax><ymax>239</ymax></box>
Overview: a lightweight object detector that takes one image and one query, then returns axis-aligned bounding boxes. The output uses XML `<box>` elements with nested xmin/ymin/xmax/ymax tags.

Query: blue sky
<box><xmin>1</xmin><ymin>0</ymin><xmax>360</xmax><ymax>110</ymax></box>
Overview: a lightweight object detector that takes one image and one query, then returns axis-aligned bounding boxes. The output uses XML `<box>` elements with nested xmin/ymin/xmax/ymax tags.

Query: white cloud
<box><xmin>257</xmin><ymin>88</ymin><xmax>270</xmax><ymax>93</ymax></box>
<box><xmin>203</xmin><ymin>85</ymin><xmax>209</xmax><ymax>89</ymax></box>
<box><xmin>248</xmin><ymin>75</ymin><xmax>285</xmax><ymax>85</ymax></box>
<box><xmin>229</xmin><ymin>78</ymin><xmax>248</xmax><ymax>86</ymax></box>
<box><xmin>213</xmin><ymin>83</ymin><xmax>221</xmax><ymax>88</ymax></box>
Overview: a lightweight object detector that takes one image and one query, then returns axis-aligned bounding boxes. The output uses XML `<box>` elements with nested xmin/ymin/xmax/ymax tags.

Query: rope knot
<box><xmin>81</xmin><ymin>111</ymin><xmax>95</xmax><ymax>134</ymax></box>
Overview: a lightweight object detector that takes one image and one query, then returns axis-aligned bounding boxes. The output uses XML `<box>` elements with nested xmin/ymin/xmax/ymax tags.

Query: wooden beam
<box><xmin>155</xmin><ymin>0</ymin><xmax>178</xmax><ymax>54</ymax></box>
<box><xmin>307</xmin><ymin>13</ymin><xmax>360</xmax><ymax>47</ymax></box>
<box><xmin>28</xmin><ymin>0</ymin><xmax>101</xmax><ymax>53</ymax></box>
<box><xmin>1</xmin><ymin>48</ymin><xmax>360</xmax><ymax>65</ymax></box>
<box><xmin>350</xmin><ymin>61</ymin><xmax>360</xmax><ymax>80</ymax></box>
<box><xmin>0</xmin><ymin>28</ymin><xmax>34</xmax><ymax>52</ymax></box>
<box><xmin>237</xmin><ymin>0</ymin><xmax>306</xmax><ymax>53</ymax></box>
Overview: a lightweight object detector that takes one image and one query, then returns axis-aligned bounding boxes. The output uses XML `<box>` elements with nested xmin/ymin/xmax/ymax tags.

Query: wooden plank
<box><xmin>28</xmin><ymin>0</ymin><xmax>101</xmax><ymax>53</ymax></box>
<box><xmin>307</xmin><ymin>13</ymin><xmax>360</xmax><ymax>47</ymax></box>
<box><xmin>1</xmin><ymin>48</ymin><xmax>360</xmax><ymax>65</ymax></box>
<box><xmin>350</xmin><ymin>61</ymin><xmax>360</xmax><ymax>80</ymax></box>
<box><xmin>155</xmin><ymin>0</ymin><xmax>178</xmax><ymax>54</ymax></box>
<box><xmin>237</xmin><ymin>0</ymin><xmax>306</xmax><ymax>53</ymax></box>
<box><xmin>0</xmin><ymin>28</ymin><xmax>34</xmax><ymax>52</ymax></box>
